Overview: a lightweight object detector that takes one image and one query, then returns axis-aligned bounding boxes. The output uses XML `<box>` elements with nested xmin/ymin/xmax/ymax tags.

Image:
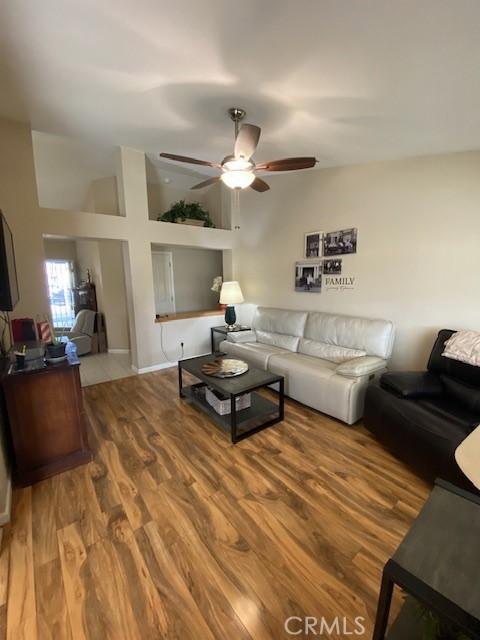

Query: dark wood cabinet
<box><xmin>74</xmin><ymin>282</ymin><xmax>97</xmax><ymax>315</ymax></box>
<box><xmin>1</xmin><ymin>359</ymin><xmax>92</xmax><ymax>486</ymax></box>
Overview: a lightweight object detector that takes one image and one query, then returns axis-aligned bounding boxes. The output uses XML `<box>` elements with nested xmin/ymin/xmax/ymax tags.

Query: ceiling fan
<box><xmin>160</xmin><ymin>107</ymin><xmax>317</xmax><ymax>193</ymax></box>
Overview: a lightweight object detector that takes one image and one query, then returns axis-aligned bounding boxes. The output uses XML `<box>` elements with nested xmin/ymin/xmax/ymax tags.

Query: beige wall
<box><xmin>32</xmin><ymin>131</ymin><xmax>118</xmax><ymax>213</ymax></box>
<box><xmin>98</xmin><ymin>241</ymin><xmax>130</xmax><ymax>351</ymax></box>
<box><xmin>84</xmin><ymin>176</ymin><xmax>119</xmax><ymax>215</ymax></box>
<box><xmin>0</xmin><ymin>120</ymin><xmax>49</xmax><ymax>319</ymax></box>
<box><xmin>153</xmin><ymin>244</ymin><xmax>223</xmax><ymax>313</ymax></box>
<box><xmin>76</xmin><ymin>239</ymin><xmax>129</xmax><ymax>351</ymax></box>
<box><xmin>43</xmin><ymin>238</ymin><xmax>77</xmax><ymax>262</ymax></box>
<box><xmin>235</xmin><ymin>151</ymin><xmax>480</xmax><ymax>369</ymax></box>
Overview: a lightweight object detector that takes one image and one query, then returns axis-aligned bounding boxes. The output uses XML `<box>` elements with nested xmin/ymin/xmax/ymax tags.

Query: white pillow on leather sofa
<box><xmin>442</xmin><ymin>330</ymin><xmax>480</xmax><ymax>367</ymax></box>
<box><xmin>298</xmin><ymin>338</ymin><xmax>366</xmax><ymax>363</ymax></box>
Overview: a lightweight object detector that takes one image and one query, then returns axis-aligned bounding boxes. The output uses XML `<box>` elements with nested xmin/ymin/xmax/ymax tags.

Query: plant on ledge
<box><xmin>157</xmin><ymin>200</ymin><xmax>216</xmax><ymax>228</ymax></box>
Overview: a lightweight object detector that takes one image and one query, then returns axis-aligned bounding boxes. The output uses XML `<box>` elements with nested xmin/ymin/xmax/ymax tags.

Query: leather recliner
<box><xmin>364</xmin><ymin>329</ymin><xmax>480</xmax><ymax>487</ymax></box>
<box><xmin>220</xmin><ymin>306</ymin><xmax>395</xmax><ymax>424</ymax></box>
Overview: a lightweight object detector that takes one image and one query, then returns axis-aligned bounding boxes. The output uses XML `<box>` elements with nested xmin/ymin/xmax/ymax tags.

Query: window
<box><xmin>45</xmin><ymin>260</ymin><xmax>76</xmax><ymax>328</ymax></box>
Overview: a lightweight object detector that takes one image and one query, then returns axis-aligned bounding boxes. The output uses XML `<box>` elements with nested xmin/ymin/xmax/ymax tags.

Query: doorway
<box><xmin>45</xmin><ymin>259</ymin><xmax>76</xmax><ymax>328</ymax></box>
<box><xmin>152</xmin><ymin>251</ymin><xmax>175</xmax><ymax>315</ymax></box>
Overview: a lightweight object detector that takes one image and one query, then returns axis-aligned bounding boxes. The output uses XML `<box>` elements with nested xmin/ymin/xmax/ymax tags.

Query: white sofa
<box><xmin>220</xmin><ymin>307</ymin><xmax>395</xmax><ymax>424</ymax></box>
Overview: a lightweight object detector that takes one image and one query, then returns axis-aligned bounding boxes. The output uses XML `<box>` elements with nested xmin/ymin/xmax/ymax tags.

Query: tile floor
<box><xmin>79</xmin><ymin>351</ymin><xmax>135</xmax><ymax>387</ymax></box>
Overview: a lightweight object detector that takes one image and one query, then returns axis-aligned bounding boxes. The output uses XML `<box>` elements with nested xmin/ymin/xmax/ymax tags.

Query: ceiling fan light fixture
<box><xmin>161</xmin><ymin>107</ymin><xmax>315</xmax><ymax>194</ymax></box>
<box><xmin>221</xmin><ymin>170</ymin><xmax>255</xmax><ymax>189</ymax></box>
<box><xmin>222</xmin><ymin>157</ymin><xmax>253</xmax><ymax>172</ymax></box>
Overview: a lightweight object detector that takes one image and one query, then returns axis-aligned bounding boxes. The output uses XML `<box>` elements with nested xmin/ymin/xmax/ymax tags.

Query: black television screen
<box><xmin>0</xmin><ymin>210</ymin><xmax>19</xmax><ymax>311</ymax></box>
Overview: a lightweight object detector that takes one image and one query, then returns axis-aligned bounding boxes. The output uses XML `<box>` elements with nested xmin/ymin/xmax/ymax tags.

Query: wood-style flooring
<box><xmin>0</xmin><ymin>368</ymin><xmax>430</xmax><ymax>639</ymax></box>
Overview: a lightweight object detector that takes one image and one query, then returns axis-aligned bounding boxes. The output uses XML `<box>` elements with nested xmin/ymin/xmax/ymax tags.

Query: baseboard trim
<box><xmin>131</xmin><ymin>351</ymin><xmax>211</xmax><ymax>375</ymax></box>
<box><xmin>0</xmin><ymin>476</ymin><xmax>12</xmax><ymax>526</ymax></box>
<box><xmin>108</xmin><ymin>349</ymin><xmax>130</xmax><ymax>354</ymax></box>
<box><xmin>131</xmin><ymin>361</ymin><xmax>177</xmax><ymax>374</ymax></box>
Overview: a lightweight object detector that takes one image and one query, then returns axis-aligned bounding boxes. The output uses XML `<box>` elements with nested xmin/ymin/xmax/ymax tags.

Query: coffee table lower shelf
<box><xmin>182</xmin><ymin>383</ymin><xmax>282</xmax><ymax>443</ymax></box>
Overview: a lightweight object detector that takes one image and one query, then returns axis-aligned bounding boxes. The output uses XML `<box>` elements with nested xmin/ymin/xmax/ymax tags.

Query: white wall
<box><xmin>32</xmin><ymin>131</ymin><xmax>118</xmax><ymax>213</ymax></box>
<box><xmin>43</xmin><ymin>237</ymin><xmax>77</xmax><ymax>262</ymax></box>
<box><xmin>235</xmin><ymin>151</ymin><xmax>480</xmax><ymax>369</ymax></box>
<box><xmin>84</xmin><ymin>176</ymin><xmax>119</xmax><ymax>216</ymax></box>
<box><xmin>98</xmin><ymin>241</ymin><xmax>130</xmax><ymax>351</ymax></box>
<box><xmin>76</xmin><ymin>239</ymin><xmax>130</xmax><ymax>351</ymax></box>
<box><xmin>0</xmin><ymin>121</ymin><xmax>49</xmax><ymax>319</ymax></box>
<box><xmin>153</xmin><ymin>244</ymin><xmax>223</xmax><ymax>313</ymax></box>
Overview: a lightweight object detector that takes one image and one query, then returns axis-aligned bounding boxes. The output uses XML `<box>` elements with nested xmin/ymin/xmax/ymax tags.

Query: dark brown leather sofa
<box><xmin>364</xmin><ymin>330</ymin><xmax>480</xmax><ymax>488</ymax></box>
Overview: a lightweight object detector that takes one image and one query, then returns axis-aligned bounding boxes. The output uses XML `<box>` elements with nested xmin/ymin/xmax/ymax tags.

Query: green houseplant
<box><xmin>46</xmin><ymin>335</ymin><xmax>66</xmax><ymax>359</ymax></box>
<box><xmin>157</xmin><ymin>200</ymin><xmax>215</xmax><ymax>228</ymax></box>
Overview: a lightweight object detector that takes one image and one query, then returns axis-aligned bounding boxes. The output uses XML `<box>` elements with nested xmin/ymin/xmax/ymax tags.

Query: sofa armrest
<box><xmin>226</xmin><ymin>330</ymin><xmax>257</xmax><ymax>344</ymax></box>
<box><xmin>380</xmin><ymin>371</ymin><xmax>443</xmax><ymax>399</ymax></box>
<box><xmin>336</xmin><ymin>356</ymin><xmax>387</xmax><ymax>378</ymax></box>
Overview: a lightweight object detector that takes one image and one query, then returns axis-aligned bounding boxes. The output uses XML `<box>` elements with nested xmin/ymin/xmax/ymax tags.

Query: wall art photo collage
<box><xmin>295</xmin><ymin>228</ymin><xmax>357</xmax><ymax>293</ymax></box>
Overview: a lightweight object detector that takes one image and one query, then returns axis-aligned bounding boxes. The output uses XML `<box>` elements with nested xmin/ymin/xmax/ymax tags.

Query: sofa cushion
<box><xmin>417</xmin><ymin>397</ymin><xmax>480</xmax><ymax>433</ymax></box>
<box><xmin>226</xmin><ymin>330</ymin><xmax>257</xmax><ymax>344</ymax></box>
<box><xmin>256</xmin><ymin>330</ymin><xmax>300</xmax><ymax>353</ymax></box>
<box><xmin>267</xmin><ymin>352</ymin><xmax>360</xmax><ymax>423</ymax></box>
<box><xmin>304</xmin><ymin>311</ymin><xmax>395</xmax><ymax>359</ymax></box>
<box><xmin>220</xmin><ymin>340</ymin><xmax>288</xmax><ymax>371</ymax></box>
<box><xmin>381</xmin><ymin>372</ymin><xmax>444</xmax><ymax>399</ymax></box>
<box><xmin>364</xmin><ymin>383</ymin><xmax>471</xmax><ymax>485</ymax></box>
<box><xmin>252</xmin><ymin>307</ymin><xmax>308</xmax><ymax>337</ymax></box>
<box><xmin>298</xmin><ymin>338</ymin><xmax>366</xmax><ymax>363</ymax></box>
<box><xmin>268</xmin><ymin>352</ymin><xmax>337</xmax><ymax>379</ymax></box>
<box><xmin>441</xmin><ymin>375</ymin><xmax>480</xmax><ymax>414</ymax></box>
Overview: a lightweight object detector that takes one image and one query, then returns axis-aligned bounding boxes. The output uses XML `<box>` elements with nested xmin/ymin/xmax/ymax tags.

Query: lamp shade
<box><xmin>455</xmin><ymin>424</ymin><xmax>480</xmax><ymax>490</ymax></box>
<box><xmin>219</xmin><ymin>281</ymin><xmax>244</xmax><ymax>305</ymax></box>
<box><xmin>220</xmin><ymin>171</ymin><xmax>255</xmax><ymax>189</ymax></box>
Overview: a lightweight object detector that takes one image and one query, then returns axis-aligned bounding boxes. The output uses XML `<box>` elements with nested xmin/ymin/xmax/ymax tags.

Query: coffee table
<box><xmin>178</xmin><ymin>353</ymin><xmax>284</xmax><ymax>443</ymax></box>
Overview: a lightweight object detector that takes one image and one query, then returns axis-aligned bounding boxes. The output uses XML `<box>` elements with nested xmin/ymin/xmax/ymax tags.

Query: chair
<box><xmin>67</xmin><ymin>309</ymin><xmax>96</xmax><ymax>356</ymax></box>
<box><xmin>363</xmin><ymin>329</ymin><xmax>480</xmax><ymax>487</ymax></box>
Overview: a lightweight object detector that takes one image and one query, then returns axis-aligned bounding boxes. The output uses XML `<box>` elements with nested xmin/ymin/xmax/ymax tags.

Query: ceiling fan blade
<box><xmin>250</xmin><ymin>177</ymin><xmax>270</xmax><ymax>192</ymax></box>
<box><xmin>234</xmin><ymin>124</ymin><xmax>261</xmax><ymax>160</ymax></box>
<box><xmin>160</xmin><ymin>152</ymin><xmax>220</xmax><ymax>168</ymax></box>
<box><xmin>256</xmin><ymin>157</ymin><xmax>317</xmax><ymax>172</ymax></box>
<box><xmin>190</xmin><ymin>176</ymin><xmax>221</xmax><ymax>190</ymax></box>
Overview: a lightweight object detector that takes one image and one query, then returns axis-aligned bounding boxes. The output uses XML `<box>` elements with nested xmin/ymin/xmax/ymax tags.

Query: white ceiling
<box><xmin>2</xmin><ymin>0</ymin><xmax>480</xmax><ymax>173</ymax></box>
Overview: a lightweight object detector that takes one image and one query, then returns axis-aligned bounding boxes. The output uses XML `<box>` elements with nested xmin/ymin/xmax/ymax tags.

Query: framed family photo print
<box><xmin>323</xmin><ymin>228</ymin><xmax>357</xmax><ymax>256</ymax></box>
<box><xmin>304</xmin><ymin>231</ymin><xmax>323</xmax><ymax>259</ymax></box>
<box><xmin>295</xmin><ymin>262</ymin><xmax>322</xmax><ymax>293</ymax></box>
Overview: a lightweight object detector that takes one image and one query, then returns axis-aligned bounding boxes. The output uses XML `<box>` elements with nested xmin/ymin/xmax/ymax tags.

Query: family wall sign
<box><xmin>295</xmin><ymin>227</ymin><xmax>357</xmax><ymax>294</ymax></box>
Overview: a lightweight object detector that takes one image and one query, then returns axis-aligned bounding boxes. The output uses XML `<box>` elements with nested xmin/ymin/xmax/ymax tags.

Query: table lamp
<box><xmin>219</xmin><ymin>281</ymin><xmax>244</xmax><ymax>329</ymax></box>
<box><xmin>455</xmin><ymin>424</ymin><xmax>480</xmax><ymax>490</ymax></box>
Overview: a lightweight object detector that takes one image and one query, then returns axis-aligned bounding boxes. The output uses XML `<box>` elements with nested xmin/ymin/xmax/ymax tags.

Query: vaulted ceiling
<box><xmin>2</xmin><ymin>0</ymin><xmax>480</xmax><ymax>172</ymax></box>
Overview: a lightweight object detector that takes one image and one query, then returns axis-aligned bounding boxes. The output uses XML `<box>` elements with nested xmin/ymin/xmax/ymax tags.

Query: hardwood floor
<box><xmin>0</xmin><ymin>369</ymin><xmax>430</xmax><ymax>639</ymax></box>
